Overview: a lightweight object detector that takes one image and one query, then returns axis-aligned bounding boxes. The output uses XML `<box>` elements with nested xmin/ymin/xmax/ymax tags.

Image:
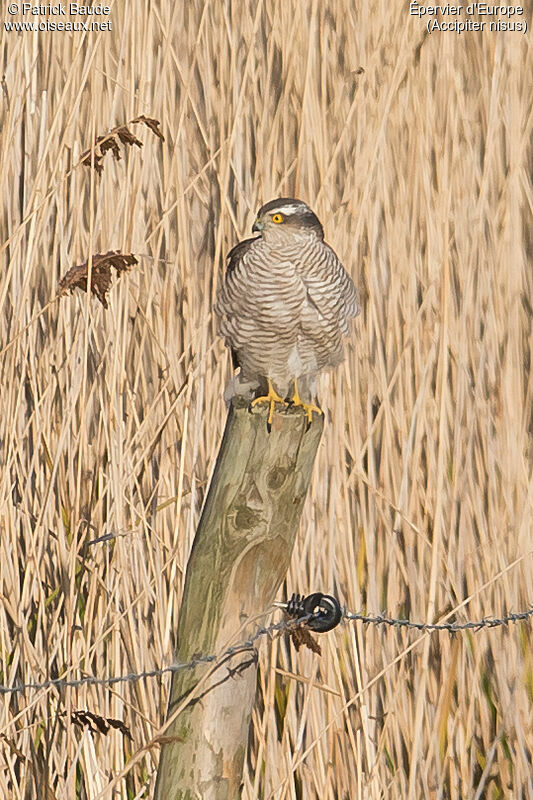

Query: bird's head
<box><xmin>251</xmin><ymin>198</ymin><xmax>324</xmax><ymax>241</ymax></box>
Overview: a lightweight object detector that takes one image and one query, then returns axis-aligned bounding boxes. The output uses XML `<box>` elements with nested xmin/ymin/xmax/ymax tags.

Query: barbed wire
<box><xmin>344</xmin><ymin>607</ymin><xmax>533</xmax><ymax>632</ymax></box>
<box><xmin>1</xmin><ymin>604</ymin><xmax>532</xmax><ymax>697</ymax></box>
<box><xmin>0</xmin><ymin>617</ymin><xmax>299</xmax><ymax>697</ymax></box>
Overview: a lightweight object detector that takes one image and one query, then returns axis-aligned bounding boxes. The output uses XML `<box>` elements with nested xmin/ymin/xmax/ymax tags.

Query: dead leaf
<box><xmin>115</xmin><ymin>126</ymin><xmax>143</xmax><ymax>148</ymax></box>
<box><xmin>70</xmin><ymin>710</ymin><xmax>132</xmax><ymax>740</ymax></box>
<box><xmin>56</xmin><ymin>251</ymin><xmax>138</xmax><ymax>308</ymax></box>
<box><xmin>289</xmin><ymin>625</ymin><xmax>322</xmax><ymax>655</ymax></box>
<box><xmin>80</xmin><ymin>115</ymin><xmax>164</xmax><ymax>173</ymax></box>
<box><xmin>133</xmin><ymin>114</ymin><xmax>165</xmax><ymax>141</ymax></box>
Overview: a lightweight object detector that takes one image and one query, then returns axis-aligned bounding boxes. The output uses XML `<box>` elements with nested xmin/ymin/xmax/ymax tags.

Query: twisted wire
<box><xmin>1</xmin><ymin>605</ymin><xmax>531</xmax><ymax>696</ymax></box>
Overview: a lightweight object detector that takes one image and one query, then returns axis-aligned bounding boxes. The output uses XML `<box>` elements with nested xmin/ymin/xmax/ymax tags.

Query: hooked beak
<box><xmin>252</xmin><ymin>217</ymin><xmax>264</xmax><ymax>233</ymax></box>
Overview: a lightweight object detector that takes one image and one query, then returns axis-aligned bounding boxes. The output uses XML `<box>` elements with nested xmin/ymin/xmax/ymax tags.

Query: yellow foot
<box><xmin>250</xmin><ymin>379</ymin><xmax>286</xmax><ymax>432</ymax></box>
<box><xmin>289</xmin><ymin>380</ymin><xmax>323</xmax><ymax>430</ymax></box>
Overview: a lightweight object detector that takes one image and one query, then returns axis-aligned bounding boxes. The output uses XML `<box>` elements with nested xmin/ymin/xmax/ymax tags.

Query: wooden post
<box><xmin>154</xmin><ymin>398</ymin><xmax>323</xmax><ymax>800</ymax></box>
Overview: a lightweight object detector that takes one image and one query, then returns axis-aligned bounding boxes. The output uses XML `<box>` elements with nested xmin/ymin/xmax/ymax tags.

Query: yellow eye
<box><xmin>272</xmin><ymin>213</ymin><xmax>284</xmax><ymax>223</ymax></box>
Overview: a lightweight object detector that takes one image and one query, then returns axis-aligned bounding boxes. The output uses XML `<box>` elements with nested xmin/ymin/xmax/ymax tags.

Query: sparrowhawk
<box><xmin>215</xmin><ymin>198</ymin><xmax>359</xmax><ymax>429</ymax></box>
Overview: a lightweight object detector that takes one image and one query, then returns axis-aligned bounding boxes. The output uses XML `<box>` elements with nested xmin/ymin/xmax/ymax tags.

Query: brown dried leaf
<box><xmin>116</xmin><ymin>125</ymin><xmax>143</xmax><ymax>148</ymax></box>
<box><xmin>81</xmin><ymin>116</ymin><xmax>163</xmax><ymax>173</ymax></box>
<box><xmin>99</xmin><ymin>135</ymin><xmax>121</xmax><ymax>161</ymax></box>
<box><xmin>81</xmin><ymin>148</ymin><xmax>104</xmax><ymax>174</ymax></box>
<box><xmin>132</xmin><ymin>114</ymin><xmax>165</xmax><ymax>141</ymax></box>
<box><xmin>87</xmin><ymin>712</ymin><xmax>109</xmax><ymax>735</ymax></box>
<box><xmin>57</xmin><ymin>251</ymin><xmax>138</xmax><ymax>309</ymax></box>
<box><xmin>107</xmin><ymin>717</ymin><xmax>134</xmax><ymax>740</ymax></box>
<box><xmin>289</xmin><ymin>625</ymin><xmax>322</xmax><ymax>655</ymax></box>
<box><xmin>71</xmin><ymin>710</ymin><xmax>107</xmax><ymax>734</ymax></box>
<box><xmin>70</xmin><ymin>710</ymin><xmax>132</xmax><ymax>740</ymax></box>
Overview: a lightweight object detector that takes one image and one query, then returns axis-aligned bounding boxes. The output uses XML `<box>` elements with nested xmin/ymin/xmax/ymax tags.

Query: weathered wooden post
<box><xmin>154</xmin><ymin>397</ymin><xmax>323</xmax><ymax>800</ymax></box>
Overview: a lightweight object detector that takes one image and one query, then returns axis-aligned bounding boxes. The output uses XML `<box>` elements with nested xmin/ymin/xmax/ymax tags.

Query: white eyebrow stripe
<box><xmin>268</xmin><ymin>204</ymin><xmax>306</xmax><ymax>215</ymax></box>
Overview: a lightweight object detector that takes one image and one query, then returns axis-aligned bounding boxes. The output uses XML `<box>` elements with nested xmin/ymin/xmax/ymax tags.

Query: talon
<box><xmin>251</xmin><ymin>379</ymin><xmax>286</xmax><ymax>432</ymax></box>
<box><xmin>290</xmin><ymin>379</ymin><xmax>323</xmax><ymax>428</ymax></box>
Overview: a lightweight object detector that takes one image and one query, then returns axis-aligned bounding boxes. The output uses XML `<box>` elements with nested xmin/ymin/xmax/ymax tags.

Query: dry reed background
<box><xmin>1</xmin><ymin>1</ymin><xmax>532</xmax><ymax>798</ymax></box>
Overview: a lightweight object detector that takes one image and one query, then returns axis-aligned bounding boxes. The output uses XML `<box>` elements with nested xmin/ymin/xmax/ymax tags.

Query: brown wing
<box><xmin>226</xmin><ymin>237</ymin><xmax>260</xmax><ymax>273</ymax></box>
<box><xmin>219</xmin><ymin>237</ymin><xmax>260</xmax><ymax>369</ymax></box>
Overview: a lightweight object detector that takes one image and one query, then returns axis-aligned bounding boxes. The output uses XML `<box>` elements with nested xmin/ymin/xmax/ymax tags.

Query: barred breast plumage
<box><xmin>215</xmin><ymin>198</ymin><xmax>359</xmax><ymax>411</ymax></box>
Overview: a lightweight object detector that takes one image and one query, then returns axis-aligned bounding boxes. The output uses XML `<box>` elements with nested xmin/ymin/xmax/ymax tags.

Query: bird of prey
<box><xmin>215</xmin><ymin>198</ymin><xmax>359</xmax><ymax>430</ymax></box>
